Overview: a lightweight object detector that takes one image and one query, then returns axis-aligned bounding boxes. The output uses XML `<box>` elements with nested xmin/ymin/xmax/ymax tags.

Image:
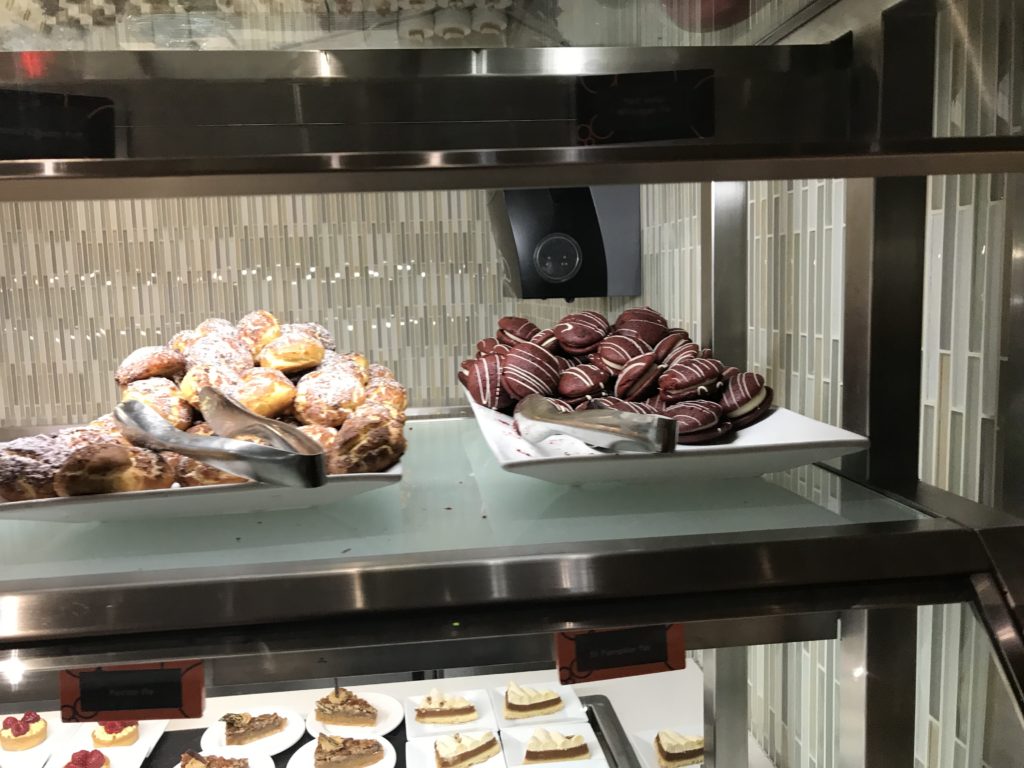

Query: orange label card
<box><xmin>557</xmin><ymin>625</ymin><xmax>685</xmax><ymax>684</ymax></box>
<box><xmin>59</xmin><ymin>661</ymin><xmax>204</xmax><ymax>722</ymax></box>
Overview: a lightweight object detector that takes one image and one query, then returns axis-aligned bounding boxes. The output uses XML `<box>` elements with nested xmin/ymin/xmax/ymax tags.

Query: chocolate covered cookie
<box><xmin>462</xmin><ymin>355</ymin><xmax>514</xmax><ymax>410</ymax></box>
<box><xmin>502</xmin><ymin>342</ymin><xmax>561</xmax><ymax>399</ymax></box>
<box><xmin>587</xmin><ymin>396</ymin><xmax>659</xmax><ymax>414</ymax></box>
<box><xmin>558</xmin><ymin>363</ymin><xmax>610</xmax><ymax>398</ymax></box>
<box><xmin>675</xmin><ymin>420</ymin><xmax>734</xmax><ymax>444</ymax></box>
<box><xmin>614</xmin><ymin>352</ymin><xmax>661</xmax><ymax>401</ymax></box>
<box><xmin>476</xmin><ymin>338</ymin><xmax>511</xmax><ymax>358</ymax></box>
<box><xmin>554</xmin><ymin>311</ymin><xmax>609</xmax><ymax>355</ymax></box>
<box><xmin>614</xmin><ymin>307</ymin><xmax>668</xmax><ymax>346</ymax></box>
<box><xmin>663</xmin><ymin>341</ymin><xmax>701</xmax><ymax>367</ymax></box>
<box><xmin>530</xmin><ymin>328</ymin><xmax>563</xmax><ymax>354</ymax></box>
<box><xmin>662</xmin><ymin>400</ymin><xmax>723</xmax><ymax>435</ymax></box>
<box><xmin>653</xmin><ymin>331</ymin><xmax>691</xmax><ymax>363</ymax></box>
<box><xmin>659</xmin><ymin>358</ymin><xmax>724</xmax><ymax>402</ymax></box>
<box><xmin>595</xmin><ymin>335</ymin><xmax>652</xmax><ymax>374</ymax></box>
<box><xmin>721</xmin><ymin>373</ymin><xmax>773</xmax><ymax>429</ymax></box>
<box><xmin>497</xmin><ymin>317</ymin><xmax>541</xmax><ymax>346</ymax></box>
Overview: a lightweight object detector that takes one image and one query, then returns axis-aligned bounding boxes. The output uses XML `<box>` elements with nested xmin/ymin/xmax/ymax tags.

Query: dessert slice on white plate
<box><xmin>415</xmin><ymin>690</ymin><xmax>478</xmax><ymax>725</ymax></box>
<box><xmin>434</xmin><ymin>732</ymin><xmax>502</xmax><ymax>768</ymax></box>
<box><xmin>523</xmin><ymin>729</ymin><xmax>589</xmax><ymax>764</ymax></box>
<box><xmin>503</xmin><ymin>682</ymin><xmax>563</xmax><ymax>720</ymax></box>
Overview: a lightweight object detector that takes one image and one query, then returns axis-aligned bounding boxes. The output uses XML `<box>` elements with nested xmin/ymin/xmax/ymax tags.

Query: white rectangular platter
<box><xmin>0</xmin><ymin>464</ymin><xmax>400</xmax><ymax>523</ymax></box>
<box><xmin>466</xmin><ymin>390</ymin><xmax>867</xmax><ymax>485</ymax></box>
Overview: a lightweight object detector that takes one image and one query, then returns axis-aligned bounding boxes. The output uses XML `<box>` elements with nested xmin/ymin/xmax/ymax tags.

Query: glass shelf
<box><xmin>0</xmin><ymin>417</ymin><xmax>921</xmax><ymax>585</ymax></box>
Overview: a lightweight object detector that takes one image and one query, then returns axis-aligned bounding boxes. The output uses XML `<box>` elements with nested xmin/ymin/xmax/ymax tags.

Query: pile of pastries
<box><xmin>0</xmin><ymin>310</ymin><xmax>407</xmax><ymax>502</ymax></box>
<box><xmin>460</xmin><ymin>306</ymin><xmax>772</xmax><ymax>445</ymax></box>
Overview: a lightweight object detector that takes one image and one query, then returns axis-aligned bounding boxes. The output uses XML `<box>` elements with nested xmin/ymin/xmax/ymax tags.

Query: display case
<box><xmin>3</xmin><ymin>1</ymin><xmax>1024</xmax><ymax>768</ymax></box>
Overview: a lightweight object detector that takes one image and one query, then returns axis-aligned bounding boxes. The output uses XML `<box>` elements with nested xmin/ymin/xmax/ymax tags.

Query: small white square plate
<box><xmin>489</xmin><ymin>686</ymin><xmax>588</xmax><ymax>730</ymax></box>
<box><xmin>500</xmin><ymin>722</ymin><xmax>606</xmax><ymax>768</ymax></box>
<box><xmin>304</xmin><ymin>691</ymin><xmax>404</xmax><ymax>739</ymax></box>
<box><xmin>201</xmin><ymin>709</ymin><xmax>304</xmax><ymax>756</ymax></box>
<box><xmin>0</xmin><ymin>718</ymin><xmax>79</xmax><ymax>768</ymax></box>
<box><xmin>629</xmin><ymin>729</ymin><xmax>704</xmax><ymax>768</ymax></box>
<box><xmin>405</xmin><ymin>734</ymin><xmax>505</xmax><ymax>768</ymax></box>
<box><xmin>404</xmin><ymin>689</ymin><xmax>497</xmax><ymax>741</ymax></box>
<box><xmin>50</xmin><ymin>720</ymin><xmax>168</xmax><ymax>768</ymax></box>
<box><xmin>287</xmin><ymin>736</ymin><xmax>396</xmax><ymax>768</ymax></box>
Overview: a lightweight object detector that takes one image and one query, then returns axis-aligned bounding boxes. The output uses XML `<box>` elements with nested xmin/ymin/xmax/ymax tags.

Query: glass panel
<box><xmin>0</xmin><ymin>417</ymin><xmax>919</xmax><ymax>584</ymax></box>
<box><xmin>0</xmin><ymin>0</ymin><xmax>825</xmax><ymax>52</ymax></box>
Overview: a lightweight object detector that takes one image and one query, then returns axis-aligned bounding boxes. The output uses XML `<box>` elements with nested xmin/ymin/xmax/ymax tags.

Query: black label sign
<box><xmin>573</xmin><ymin>625</ymin><xmax>669</xmax><ymax>672</ymax></box>
<box><xmin>80</xmin><ymin>669</ymin><xmax>183</xmax><ymax>712</ymax></box>
<box><xmin>575</xmin><ymin>69</ymin><xmax>714</xmax><ymax>145</ymax></box>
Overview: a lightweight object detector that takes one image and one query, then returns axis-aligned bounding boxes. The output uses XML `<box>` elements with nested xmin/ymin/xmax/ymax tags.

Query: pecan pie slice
<box><xmin>220</xmin><ymin>713</ymin><xmax>287</xmax><ymax>746</ymax></box>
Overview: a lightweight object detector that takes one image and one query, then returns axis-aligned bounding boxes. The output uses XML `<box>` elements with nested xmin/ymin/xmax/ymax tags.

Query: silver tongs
<box><xmin>114</xmin><ymin>387</ymin><xmax>326</xmax><ymax>487</ymax></box>
<box><xmin>514</xmin><ymin>394</ymin><xmax>678</xmax><ymax>453</ymax></box>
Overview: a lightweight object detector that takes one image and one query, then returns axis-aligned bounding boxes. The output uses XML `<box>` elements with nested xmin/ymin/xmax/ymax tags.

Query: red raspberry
<box><xmin>102</xmin><ymin>722</ymin><xmax>122</xmax><ymax>734</ymax></box>
<box><xmin>2</xmin><ymin>716</ymin><xmax>17</xmax><ymax>730</ymax></box>
<box><xmin>10</xmin><ymin>720</ymin><xmax>28</xmax><ymax>736</ymax></box>
<box><xmin>85</xmin><ymin>750</ymin><xmax>107</xmax><ymax>768</ymax></box>
<box><xmin>22</xmin><ymin>712</ymin><xmax>40</xmax><ymax>724</ymax></box>
<box><xmin>69</xmin><ymin>750</ymin><xmax>91</xmax><ymax>766</ymax></box>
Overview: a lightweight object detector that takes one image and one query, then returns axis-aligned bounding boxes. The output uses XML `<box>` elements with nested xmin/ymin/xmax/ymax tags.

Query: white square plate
<box><xmin>304</xmin><ymin>691</ymin><xmax>404</xmax><ymax>739</ymax></box>
<box><xmin>405</xmin><ymin>734</ymin><xmax>505</xmax><ymax>768</ymax></box>
<box><xmin>50</xmin><ymin>720</ymin><xmax>168</xmax><ymax>768</ymax></box>
<box><xmin>201</xmin><ymin>709</ymin><xmax>304</xmax><ymax>756</ymax></box>
<box><xmin>500</xmin><ymin>722</ymin><xmax>606</xmax><ymax>768</ymax></box>
<box><xmin>404</xmin><ymin>690</ymin><xmax>497</xmax><ymax>741</ymax></box>
<box><xmin>0</xmin><ymin>718</ymin><xmax>79</xmax><ymax>768</ymax></box>
<box><xmin>465</xmin><ymin>389</ymin><xmax>868</xmax><ymax>485</ymax></box>
<box><xmin>489</xmin><ymin>686</ymin><xmax>588</xmax><ymax>730</ymax></box>
<box><xmin>629</xmin><ymin>729</ymin><xmax>704</xmax><ymax>768</ymax></box>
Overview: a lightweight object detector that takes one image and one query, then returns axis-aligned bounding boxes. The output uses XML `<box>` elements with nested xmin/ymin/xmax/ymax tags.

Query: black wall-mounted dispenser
<box><xmin>487</xmin><ymin>186</ymin><xmax>641</xmax><ymax>300</ymax></box>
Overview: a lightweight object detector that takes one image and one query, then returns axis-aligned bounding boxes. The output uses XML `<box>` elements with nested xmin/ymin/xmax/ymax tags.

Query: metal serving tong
<box><xmin>513</xmin><ymin>394</ymin><xmax>678</xmax><ymax>453</ymax></box>
<box><xmin>114</xmin><ymin>387</ymin><xmax>326</xmax><ymax>487</ymax></box>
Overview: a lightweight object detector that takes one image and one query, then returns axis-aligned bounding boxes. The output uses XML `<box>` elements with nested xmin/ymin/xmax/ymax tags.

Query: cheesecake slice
<box><xmin>503</xmin><ymin>682</ymin><xmax>564</xmax><ymax>720</ymax></box>
<box><xmin>314</xmin><ymin>734</ymin><xmax>384</xmax><ymax>768</ymax></box>
<box><xmin>181</xmin><ymin>751</ymin><xmax>250</xmax><ymax>768</ymax></box>
<box><xmin>415</xmin><ymin>689</ymin><xmax>478</xmax><ymax>725</ymax></box>
<box><xmin>221</xmin><ymin>713</ymin><xmax>287</xmax><ymax>746</ymax></box>
<box><xmin>315</xmin><ymin>687</ymin><xmax>377</xmax><ymax>727</ymax></box>
<box><xmin>92</xmin><ymin>721</ymin><xmax>139</xmax><ymax>748</ymax></box>
<box><xmin>523</xmin><ymin>729</ymin><xmax>589</xmax><ymax>764</ymax></box>
<box><xmin>654</xmin><ymin>731</ymin><xmax>704</xmax><ymax>768</ymax></box>
<box><xmin>434</xmin><ymin>732</ymin><xmax>500</xmax><ymax>768</ymax></box>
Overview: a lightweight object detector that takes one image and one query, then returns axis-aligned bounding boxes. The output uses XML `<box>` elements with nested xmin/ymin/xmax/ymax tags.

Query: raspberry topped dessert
<box><xmin>1</xmin><ymin>711</ymin><xmax>47</xmax><ymax>751</ymax></box>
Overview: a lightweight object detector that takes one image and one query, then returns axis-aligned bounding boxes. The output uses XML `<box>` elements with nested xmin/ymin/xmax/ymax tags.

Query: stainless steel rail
<box><xmin>0</xmin><ymin>138</ymin><xmax>1022</xmax><ymax>201</ymax></box>
<box><xmin>0</xmin><ymin>517</ymin><xmax>984</xmax><ymax>646</ymax></box>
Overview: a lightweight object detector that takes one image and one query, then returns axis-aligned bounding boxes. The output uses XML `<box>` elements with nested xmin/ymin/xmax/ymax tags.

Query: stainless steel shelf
<box><xmin>0</xmin><ymin>418</ymin><xmax>988</xmax><ymax>649</ymax></box>
<box><xmin>0</xmin><ymin>138</ymin><xmax>1021</xmax><ymax>201</ymax></box>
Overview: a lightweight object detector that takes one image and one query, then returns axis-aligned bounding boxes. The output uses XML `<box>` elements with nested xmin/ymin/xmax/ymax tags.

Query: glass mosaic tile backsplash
<box><xmin>0</xmin><ymin>187</ymin><xmax>710</xmax><ymax>427</ymax></box>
